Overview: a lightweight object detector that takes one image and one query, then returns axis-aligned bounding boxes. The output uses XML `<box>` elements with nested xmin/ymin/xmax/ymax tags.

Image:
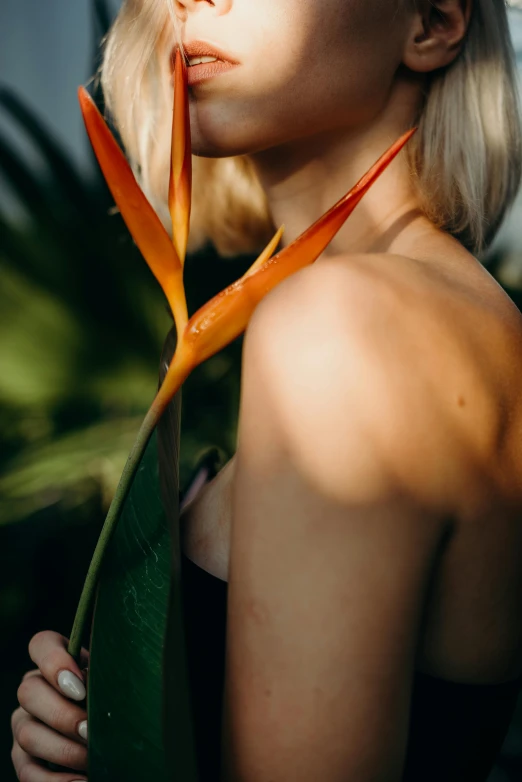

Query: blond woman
<box><xmin>11</xmin><ymin>1</ymin><xmax>522</xmax><ymax>780</ymax></box>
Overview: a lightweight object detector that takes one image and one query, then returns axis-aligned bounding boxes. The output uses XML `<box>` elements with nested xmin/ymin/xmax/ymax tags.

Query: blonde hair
<box><xmin>98</xmin><ymin>0</ymin><xmax>522</xmax><ymax>256</ymax></box>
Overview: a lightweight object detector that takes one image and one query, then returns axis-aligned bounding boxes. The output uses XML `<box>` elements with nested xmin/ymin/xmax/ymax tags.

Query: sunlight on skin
<box><xmin>69</xmin><ymin>49</ymin><xmax>416</xmax><ymax>661</ymax></box>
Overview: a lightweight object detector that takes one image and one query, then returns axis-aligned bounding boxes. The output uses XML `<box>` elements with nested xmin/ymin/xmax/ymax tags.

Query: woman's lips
<box><xmin>170</xmin><ymin>42</ymin><xmax>240</xmax><ymax>88</ymax></box>
<box><xmin>186</xmin><ymin>59</ymin><xmax>239</xmax><ymax>87</ymax></box>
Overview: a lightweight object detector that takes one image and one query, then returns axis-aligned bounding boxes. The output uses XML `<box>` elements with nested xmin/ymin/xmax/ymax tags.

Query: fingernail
<box><xmin>57</xmin><ymin>670</ymin><xmax>86</xmax><ymax>701</ymax></box>
<box><xmin>78</xmin><ymin>719</ymin><xmax>88</xmax><ymax>741</ymax></box>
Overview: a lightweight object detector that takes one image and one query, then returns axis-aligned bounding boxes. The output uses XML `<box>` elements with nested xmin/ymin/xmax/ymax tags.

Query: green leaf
<box><xmin>87</xmin><ymin>329</ymin><xmax>198</xmax><ymax>781</ymax></box>
<box><xmin>158</xmin><ymin>332</ymin><xmax>200</xmax><ymax>782</ymax></box>
<box><xmin>0</xmin><ymin>416</ymin><xmax>145</xmax><ymax>526</ymax></box>
<box><xmin>0</xmin><ymin>130</ymin><xmax>59</xmax><ymax>234</ymax></box>
<box><xmin>0</xmin><ymin>87</ymin><xmax>100</xmax><ymax>220</ymax></box>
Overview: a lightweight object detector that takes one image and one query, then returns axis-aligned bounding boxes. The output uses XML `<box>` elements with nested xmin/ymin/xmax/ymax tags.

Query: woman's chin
<box><xmin>190</xmin><ymin>127</ymin><xmax>285</xmax><ymax>159</ymax></box>
<box><xmin>191</xmin><ymin>143</ymin><xmax>235</xmax><ymax>159</ymax></box>
<box><xmin>190</xmin><ymin>136</ymin><xmax>252</xmax><ymax>159</ymax></box>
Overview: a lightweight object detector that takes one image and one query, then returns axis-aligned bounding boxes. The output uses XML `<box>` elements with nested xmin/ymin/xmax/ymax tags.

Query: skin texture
<box><xmin>13</xmin><ymin>1</ymin><xmax>522</xmax><ymax>780</ymax></box>
<box><xmin>172</xmin><ymin>0</ymin><xmax>472</xmax><ymax>253</ymax></box>
<box><xmin>180</xmin><ymin>0</ymin><xmax>413</xmax><ymax>157</ymax></box>
<box><xmin>219</xmin><ymin>253</ymin><xmax>522</xmax><ymax>781</ymax></box>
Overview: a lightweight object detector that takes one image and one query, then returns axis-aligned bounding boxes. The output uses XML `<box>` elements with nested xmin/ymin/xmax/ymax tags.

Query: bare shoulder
<box><xmin>245</xmin><ymin>250</ymin><xmax>522</xmax><ymax>513</ymax></box>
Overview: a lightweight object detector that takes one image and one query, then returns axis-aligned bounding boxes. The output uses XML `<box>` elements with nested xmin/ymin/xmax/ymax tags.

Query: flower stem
<box><xmin>67</xmin><ymin>403</ymin><xmax>161</xmax><ymax>663</ymax></box>
<box><xmin>67</xmin><ymin>347</ymin><xmax>192</xmax><ymax>664</ymax></box>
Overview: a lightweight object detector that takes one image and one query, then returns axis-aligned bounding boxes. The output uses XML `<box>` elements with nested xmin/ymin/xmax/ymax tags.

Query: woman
<box><xmin>11</xmin><ymin>0</ymin><xmax>522</xmax><ymax>780</ymax></box>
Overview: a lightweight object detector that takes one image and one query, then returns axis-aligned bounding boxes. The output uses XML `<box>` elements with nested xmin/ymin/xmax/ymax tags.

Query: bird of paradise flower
<box><xmin>67</xmin><ymin>50</ymin><xmax>416</xmax><ymax>662</ymax></box>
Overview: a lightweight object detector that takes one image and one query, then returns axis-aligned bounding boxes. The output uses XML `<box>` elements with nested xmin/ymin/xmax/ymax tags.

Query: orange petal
<box><xmin>169</xmin><ymin>50</ymin><xmax>192</xmax><ymax>266</ymax></box>
<box><xmin>241</xmin><ymin>225</ymin><xmax>285</xmax><ymax>280</ymax></box>
<box><xmin>78</xmin><ymin>87</ymin><xmax>188</xmax><ymax>329</ymax></box>
<box><xmin>183</xmin><ymin>128</ymin><xmax>416</xmax><ymax>365</ymax></box>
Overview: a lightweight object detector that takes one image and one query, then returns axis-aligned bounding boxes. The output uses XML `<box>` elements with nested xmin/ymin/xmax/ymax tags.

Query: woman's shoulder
<box><xmin>252</xmin><ymin>246</ymin><xmax>522</xmax><ymax>401</ymax></box>
<box><xmin>251</xmin><ymin>246</ymin><xmax>522</xmax><ymax>378</ymax></box>
<box><xmin>245</xmin><ymin>248</ymin><xmax>522</xmax><ymax>511</ymax></box>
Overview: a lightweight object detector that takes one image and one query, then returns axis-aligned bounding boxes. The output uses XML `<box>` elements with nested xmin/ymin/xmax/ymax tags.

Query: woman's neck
<box><xmin>250</xmin><ymin>72</ymin><xmax>434</xmax><ymax>260</ymax></box>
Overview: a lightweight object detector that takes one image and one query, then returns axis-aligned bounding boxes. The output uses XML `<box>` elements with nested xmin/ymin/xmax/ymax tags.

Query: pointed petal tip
<box><xmin>399</xmin><ymin>126</ymin><xmax>418</xmax><ymax>147</ymax></box>
<box><xmin>241</xmin><ymin>223</ymin><xmax>286</xmax><ymax>280</ymax></box>
<box><xmin>78</xmin><ymin>86</ymin><xmax>92</xmax><ymax>108</ymax></box>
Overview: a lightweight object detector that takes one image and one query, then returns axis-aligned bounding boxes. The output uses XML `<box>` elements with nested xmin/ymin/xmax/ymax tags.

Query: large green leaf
<box><xmin>87</xmin><ymin>329</ymin><xmax>198</xmax><ymax>781</ymax></box>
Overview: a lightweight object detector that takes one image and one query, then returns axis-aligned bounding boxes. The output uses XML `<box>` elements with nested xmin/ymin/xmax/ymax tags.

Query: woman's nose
<box><xmin>174</xmin><ymin>0</ymin><xmax>231</xmax><ymax>18</ymax></box>
<box><xmin>174</xmin><ymin>0</ymin><xmax>215</xmax><ymax>14</ymax></box>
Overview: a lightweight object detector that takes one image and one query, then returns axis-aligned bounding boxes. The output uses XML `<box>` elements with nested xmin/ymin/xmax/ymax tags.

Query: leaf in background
<box><xmin>0</xmin><ymin>416</ymin><xmax>144</xmax><ymax>525</ymax></box>
<box><xmin>0</xmin><ymin>87</ymin><xmax>100</xmax><ymax>221</ymax></box>
<box><xmin>0</xmin><ymin>129</ymin><xmax>59</xmax><ymax>237</ymax></box>
<box><xmin>87</xmin><ymin>328</ymin><xmax>198</xmax><ymax>781</ymax></box>
<box><xmin>0</xmin><ymin>89</ymin><xmax>239</xmax><ymax>526</ymax></box>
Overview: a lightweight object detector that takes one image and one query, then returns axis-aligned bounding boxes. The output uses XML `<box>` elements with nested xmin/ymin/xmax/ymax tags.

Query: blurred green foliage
<box><xmin>0</xmin><ymin>72</ymin><xmax>253</xmax><ymax>527</ymax></box>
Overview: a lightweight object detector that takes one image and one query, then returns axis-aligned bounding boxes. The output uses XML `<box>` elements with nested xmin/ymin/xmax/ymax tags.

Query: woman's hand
<box><xmin>11</xmin><ymin>631</ymin><xmax>89</xmax><ymax>782</ymax></box>
<box><xmin>11</xmin><ymin>458</ymin><xmax>234</xmax><ymax>780</ymax></box>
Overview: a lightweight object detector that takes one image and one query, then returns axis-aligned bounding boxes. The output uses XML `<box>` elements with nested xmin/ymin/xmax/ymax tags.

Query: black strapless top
<box><xmin>180</xmin><ymin>554</ymin><xmax>522</xmax><ymax>782</ymax></box>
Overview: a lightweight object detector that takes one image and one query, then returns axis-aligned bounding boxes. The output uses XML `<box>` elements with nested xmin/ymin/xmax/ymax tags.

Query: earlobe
<box><xmin>402</xmin><ymin>0</ymin><xmax>472</xmax><ymax>74</ymax></box>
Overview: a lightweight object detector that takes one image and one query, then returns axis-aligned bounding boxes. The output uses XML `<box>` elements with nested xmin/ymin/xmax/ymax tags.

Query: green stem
<box><xmin>68</xmin><ymin>402</ymin><xmax>163</xmax><ymax>663</ymax></box>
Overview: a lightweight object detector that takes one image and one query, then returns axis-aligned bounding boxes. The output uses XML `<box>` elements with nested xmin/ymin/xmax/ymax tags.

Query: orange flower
<box><xmin>78</xmin><ymin>50</ymin><xmax>415</xmax><ymax>415</ymax></box>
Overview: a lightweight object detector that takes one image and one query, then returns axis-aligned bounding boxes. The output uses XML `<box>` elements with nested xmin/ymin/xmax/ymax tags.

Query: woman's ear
<box><xmin>402</xmin><ymin>0</ymin><xmax>473</xmax><ymax>73</ymax></box>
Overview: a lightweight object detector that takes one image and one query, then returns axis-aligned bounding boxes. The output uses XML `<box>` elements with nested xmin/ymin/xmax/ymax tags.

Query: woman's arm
<box><xmin>221</xmin><ymin>263</ymin><xmax>450</xmax><ymax>782</ymax></box>
<box><xmin>181</xmin><ymin>456</ymin><xmax>234</xmax><ymax>580</ymax></box>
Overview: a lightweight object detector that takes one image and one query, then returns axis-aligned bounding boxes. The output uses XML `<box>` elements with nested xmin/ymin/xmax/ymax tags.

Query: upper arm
<box><xmin>222</xmin><ymin>262</ymin><xmax>449</xmax><ymax>782</ymax></box>
<box><xmin>236</xmin><ymin>258</ymin><xmax>462</xmax><ymax>509</ymax></box>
